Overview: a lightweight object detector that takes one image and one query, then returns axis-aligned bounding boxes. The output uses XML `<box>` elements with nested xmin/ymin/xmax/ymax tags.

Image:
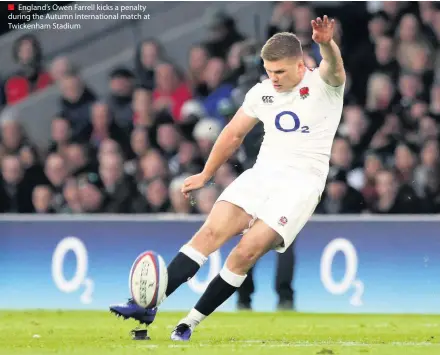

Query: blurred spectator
<box><xmin>316</xmin><ymin>168</ymin><xmax>366</xmax><ymax>214</ymax></box>
<box><xmin>152</xmin><ymin>63</ymin><xmax>192</xmax><ymax>122</ymax></box>
<box><xmin>49</xmin><ymin>56</ymin><xmax>75</xmax><ymax>82</ymax></box>
<box><xmin>394</xmin><ymin>142</ymin><xmax>418</xmax><ymax>184</ymax></box>
<box><xmin>397</xmin><ymin>73</ymin><xmax>423</xmax><ymax>110</ymax></box>
<box><xmin>187</xmin><ymin>44</ymin><xmax>210</xmax><ymax>89</ymax></box>
<box><xmin>145</xmin><ymin>177</ymin><xmax>171</xmax><ymax>213</ymax></box>
<box><xmin>360</xmin><ymin>151</ymin><xmax>385</xmax><ymax>207</ymax></box>
<box><xmin>429</xmin><ymin>85</ymin><xmax>440</xmax><ymax>120</ymax></box>
<box><xmin>5</xmin><ymin>34</ymin><xmax>52</xmax><ymax>105</ymax></box>
<box><xmin>138</xmin><ymin>149</ymin><xmax>169</xmax><ymax>184</ymax></box>
<box><xmin>32</xmin><ymin>185</ymin><xmax>54</xmax><ymax>214</ymax></box>
<box><xmin>267</xmin><ymin>1</ymin><xmax>296</xmax><ymax>39</ymax></box>
<box><xmin>382</xmin><ymin>1</ymin><xmax>407</xmax><ymax>30</ymax></box>
<box><xmin>224</xmin><ymin>42</ymin><xmax>247</xmax><ymax>86</ymax></box>
<box><xmin>395</xmin><ymin>14</ymin><xmax>433</xmax><ymax>73</ymax></box>
<box><xmin>44</xmin><ymin>153</ymin><xmax>68</xmax><ymax>212</ymax></box>
<box><xmin>19</xmin><ymin>145</ymin><xmax>46</xmax><ymax>187</ymax></box>
<box><xmin>97</xmin><ymin>138</ymin><xmax>123</xmax><ymax>162</ymax></box>
<box><xmin>178</xmin><ymin>99</ymin><xmax>207</xmax><ymax>140</ymax></box>
<box><xmin>98</xmin><ymin>152</ymin><xmax>137</xmax><ymax>213</ymax></box>
<box><xmin>125</xmin><ymin>126</ymin><xmax>151</xmax><ymax>176</ymax></box>
<box><xmin>366</xmin><ymin>72</ymin><xmax>395</xmax><ymax>114</ymax></box>
<box><xmin>350</xmin><ymin>34</ymin><xmax>399</xmax><ymax>105</ymax></box>
<box><xmin>419</xmin><ymin>165</ymin><xmax>440</xmax><ymax>213</ymax></box>
<box><xmin>132</xmin><ymin>87</ymin><xmax>153</xmax><ymax>127</ymax></box>
<box><xmin>330</xmin><ymin>137</ymin><xmax>363</xmax><ymax>189</ymax></box>
<box><xmin>417</xmin><ymin>116</ymin><xmax>438</xmax><ymax>145</ymax></box>
<box><xmin>77</xmin><ymin>172</ymin><xmax>109</xmax><ymax>213</ymax></box>
<box><xmin>193</xmin><ymin>117</ymin><xmax>222</xmax><ymax>162</ymax></box>
<box><xmin>65</xmin><ymin>143</ymin><xmax>92</xmax><ymax>176</ymax></box>
<box><xmin>0</xmin><ymin>155</ymin><xmax>33</xmax><ymax>212</ymax></box>
<box><xmin>135</xmin><ymin>39</ymin><xmax>163</xmax><ymax>90</ymax></box>
<box><xmin>133</xmin><ymin>177</ymin><xmax>171</xmax><ymax>213</ymax></box>
<box><xmin>198</xmin><ymin>57</ymin><xmax>234</xmax><ymax>125</ymax></box>
<box><xmin>414</xmin><ymin>139</ymin><xmax>440</xmax><ymax>196</ymax></box>
<box><xmin>157</xmin><ymin>123</ymin><xmax>181</xmax><ymax>161</ymax></box>
<box><xmin>168</xmin><ymin>174</ymin><xmax>194</xmax><ymax>213</ymax></box>
<box><xmin>58</xmin><ymin>71</ymin><xmax>96</xmax><ymax>142</ymax></box>
<box><xmin>168</xmin><ymin>140</ymin><xmax>204</xmax><ymax>177</ymax></box>
<box><xmin>370</xmin><ymin>169</ymin><xmax>421</xmax><ymax>213</ymax></box>
<box><xmin>90</xmin><ymin>101</ymin><xmax>130</xmax><ymax>154</ymax></box>
<box><xmin>60</xmin><ymin>178</ymin><xmax>83</xmax><ymax>214</ymax></box>
<box><xmin>203</xmin><ymin>11</ymin><xmax>245</xmax><ymax>59</ymax></box>
<box><xmin>0</xmin><ymin>118</ymin><xmax>29</xmax><ymax>155</ymax></box>
<box><xmin>49</xmin><ymin>116</ymin><xmax>72</xmax><ymax>155</ymax></box>
<box><xmin>107</xmin><ymin>68</ymin><xmax>135</xmax><ymax>132</ymax></box>
<box><xmin>338</xmin><ymin>105</ymin><xmax>373</xmax><ymax>165</ymax></box>
<box><xmin>90</xmin><ymin>102</ymin><xmax>113</xmax><ymax>147</ymax></box>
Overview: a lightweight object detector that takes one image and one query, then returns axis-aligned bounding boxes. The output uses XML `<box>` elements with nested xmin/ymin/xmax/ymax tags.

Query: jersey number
<box><xmin>275</xmin><ymin>111</ymin><xmax>309</xmax><ymax>133</ymax></box>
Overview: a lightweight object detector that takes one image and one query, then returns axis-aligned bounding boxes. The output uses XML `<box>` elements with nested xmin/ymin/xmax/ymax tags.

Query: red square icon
<box><xmin>8</xmin><ymin>4</ymin><xmax>14</xmax><ymax>11</ymax></box>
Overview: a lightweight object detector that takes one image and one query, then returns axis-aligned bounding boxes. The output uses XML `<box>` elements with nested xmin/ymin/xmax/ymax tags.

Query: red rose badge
<box><xmin>300</xmin><ymin>87</ymin><xmax>309</xmax><ymax>99</ymax></box>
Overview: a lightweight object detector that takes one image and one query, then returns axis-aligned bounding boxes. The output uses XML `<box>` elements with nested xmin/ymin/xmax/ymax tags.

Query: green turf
<box><xmin>0</xmin><ymin>311</ymin><xmax>439</xmax><ymax>355</ymax></box>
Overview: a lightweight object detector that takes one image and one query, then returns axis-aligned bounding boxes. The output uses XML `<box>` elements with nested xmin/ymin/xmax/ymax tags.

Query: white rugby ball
<box><xmin>129</xmin><ymin>251</ymin><xmax>168</xmax><ymax>308</ymax></box>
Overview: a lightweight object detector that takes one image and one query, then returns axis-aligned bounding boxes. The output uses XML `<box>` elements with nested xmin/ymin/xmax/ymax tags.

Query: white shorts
<box><xmin>216</xmin><ymin>167</ymin><xmax>322</xmax><ymax>253</ymax></box>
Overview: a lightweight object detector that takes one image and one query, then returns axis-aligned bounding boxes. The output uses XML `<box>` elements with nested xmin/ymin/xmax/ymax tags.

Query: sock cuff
<box><xmin>220</xmin><ymin>265</ymin><xmax>247</xmax><ymax>288</ymax></box>
<box><xmin>180</xmin><ymin>245</ymin><xmax>208</xmax><ymax>267</ymax></box>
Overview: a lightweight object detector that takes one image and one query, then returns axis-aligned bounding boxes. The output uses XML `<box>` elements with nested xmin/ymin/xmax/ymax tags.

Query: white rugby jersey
<box><xmin>242</xmin><ymin>67</ymin><xmax>345</xmax><ymax>185</ymax></box>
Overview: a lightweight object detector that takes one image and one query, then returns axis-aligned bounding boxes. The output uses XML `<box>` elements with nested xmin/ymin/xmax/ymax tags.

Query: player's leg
<box><xmin>237</xmin><ymin>266</ymin><xmax>254</xmax><ymax>310</ymax></box>
<box><xmin>164</xmin><ymin>200</ymin><xmax>253</xmax><ymax>298</ymax></box>
<box><xmin>275</xmin><ymin>242</ymin><xmax>295</xmax><ymax>310</ymax></box>
<box><xmin>170</xmin><ymin>219</ymin><xmax>283</xmax><ymax>340</ymax></box>
<box><xmin>110</xmin><ymin>201</ymin><xmax>252</xmax><ymax>323</ymax></box>
<box><xmin>171</xmin><ymin>173</ymin><xmax>321</xmax><ymax>340</ymax></box>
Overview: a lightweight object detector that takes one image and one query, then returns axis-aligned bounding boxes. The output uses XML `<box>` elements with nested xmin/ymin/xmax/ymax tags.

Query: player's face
<box><xmin>263</xmin><ymin>57</ymin><xmax>305</xmax><ymax>92</ymax></box>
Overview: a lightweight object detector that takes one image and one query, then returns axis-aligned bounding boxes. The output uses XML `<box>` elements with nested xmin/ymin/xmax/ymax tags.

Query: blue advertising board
<box><xmin>1</xmin><ymin>215</ymin><xmax>439</xmax><ymax>313</ymax></box>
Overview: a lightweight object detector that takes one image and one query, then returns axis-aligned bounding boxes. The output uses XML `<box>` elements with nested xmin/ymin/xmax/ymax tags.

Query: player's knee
<box><xmin>230</xmin><ymin>243</ymin><xmax>262</xmax><ymax>271</ymax></box>
<box><xmin>189</xmin><ymin>224</ymin><xmax>222</xmax><ymax>253</ymax></box>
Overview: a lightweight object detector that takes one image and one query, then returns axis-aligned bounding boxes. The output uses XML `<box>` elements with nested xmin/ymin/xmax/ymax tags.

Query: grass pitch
<box><xmin>0</xmin><ymin>311</ymin><xmax>439</xmax><ymax>355</ymax></box>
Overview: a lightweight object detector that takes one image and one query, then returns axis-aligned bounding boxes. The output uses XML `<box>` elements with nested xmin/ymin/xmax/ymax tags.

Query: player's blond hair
<box><xmin>260</xmin><ymin>32</ymin><xmax>303</xmax><ymax>61</ymax></box>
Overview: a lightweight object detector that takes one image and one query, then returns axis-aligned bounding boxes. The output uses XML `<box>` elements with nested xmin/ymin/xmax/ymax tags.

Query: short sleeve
<box><xmin>310</xmin><ymin>67</ymin><xmax>345</xmax><ymax>101</ymax></box>
<box><xmin>241</xmin><ymin>83</ymin><xmax>261</xmax><ymax>119</ymax></box>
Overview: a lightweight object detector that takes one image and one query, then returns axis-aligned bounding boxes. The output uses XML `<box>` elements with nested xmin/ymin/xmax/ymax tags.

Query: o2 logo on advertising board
<box><xmin>320</xmin><ymin>238</ymin><xmax>364</xmax><ymax>306</ymax></box>
<box><xmin>51</xmin><ymin>237</ymin><xmax>94</xmax><ymax>304</ymax></box>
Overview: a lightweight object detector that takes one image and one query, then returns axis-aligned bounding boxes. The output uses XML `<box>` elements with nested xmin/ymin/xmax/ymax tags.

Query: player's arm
<box><xmin>181</xmin><ymin>108</ymin><xmax>258</xmax><ymax>196</ymax></box>
<box><xmin>201</xmin><ymin>108</ymin><xmax>258</xmax><ymax>180</ymax></box>
<box><xmin>312</xmin><ymin>16</ymin><xmax>346</xmax><ymax>87</ymax></box>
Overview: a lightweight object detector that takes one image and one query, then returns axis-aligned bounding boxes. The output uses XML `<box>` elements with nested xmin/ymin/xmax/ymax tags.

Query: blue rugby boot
<box><xmin>109</xmin><ymin>299</ymin><xmax>157</xmax><ymax>325</ymax></box>
<box><xmin>170</xmin><ymin>323</ymin><xmax>192</xmax><ymax>341</ymax></box>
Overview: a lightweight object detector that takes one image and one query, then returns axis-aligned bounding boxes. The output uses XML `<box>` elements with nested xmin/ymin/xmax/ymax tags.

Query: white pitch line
<box><xmin>133</xmin><ymin>341</ymin><xmax>440</xmax><ymax>348</ymax></box>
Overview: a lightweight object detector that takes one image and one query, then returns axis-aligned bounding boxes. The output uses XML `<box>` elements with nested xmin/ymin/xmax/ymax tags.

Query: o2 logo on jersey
<box><xmin>275</xmin><ymin>111</ymin><xmax>309</xmax><ymax>133</ymax></box>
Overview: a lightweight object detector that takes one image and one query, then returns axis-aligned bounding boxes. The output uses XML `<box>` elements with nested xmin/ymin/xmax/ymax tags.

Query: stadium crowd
<box><xmin>0</xmin><ymin>1</ymin><xmax>440</xmax><ymax>215</ymax></box>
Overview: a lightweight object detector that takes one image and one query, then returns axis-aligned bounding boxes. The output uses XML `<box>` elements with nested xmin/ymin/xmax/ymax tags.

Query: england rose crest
<box><xmin>300</xmin><ymin>87</ymin><xmax>309</xmax><ymax>99</ymax></box>
<box><xmin>278</xmin><ymin>216</ymin><xmax>288</xmax><ymax>226</ymax></box>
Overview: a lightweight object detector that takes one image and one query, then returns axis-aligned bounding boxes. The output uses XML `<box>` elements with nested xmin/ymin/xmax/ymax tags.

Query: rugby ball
<box><xmin>129</xmin><ymin>251</ymin><xmax>168</xmax><ymax>308</ymax></box>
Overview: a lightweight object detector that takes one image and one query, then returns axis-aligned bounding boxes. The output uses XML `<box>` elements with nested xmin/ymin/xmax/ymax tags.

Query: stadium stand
<box><xmin>0</xmin><ymin>1</ymin><xmax>440</xmax><ymax>215</ymax></box>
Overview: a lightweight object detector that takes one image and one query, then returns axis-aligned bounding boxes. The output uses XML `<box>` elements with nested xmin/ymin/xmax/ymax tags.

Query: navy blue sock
<box><xmin>165</xmin><ymin>252</ymin><xmax>200</xmax><ymax>297</ymax></box>
<box><xmin>194</xmin><ymin>267</ymin><xmax>247</xmax><ymax>316</ymax></box>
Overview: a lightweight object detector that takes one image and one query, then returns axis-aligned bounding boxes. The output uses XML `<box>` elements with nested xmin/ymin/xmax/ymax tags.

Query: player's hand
<box><xmin>181</xmin><ymin>172</ymin><xmax>210</xmax><ymax>198</ymax></box>
<box><xmin>311</xmin><ymin>15</ymin><xmax>335</xmax><ymax>44</ymax></box>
